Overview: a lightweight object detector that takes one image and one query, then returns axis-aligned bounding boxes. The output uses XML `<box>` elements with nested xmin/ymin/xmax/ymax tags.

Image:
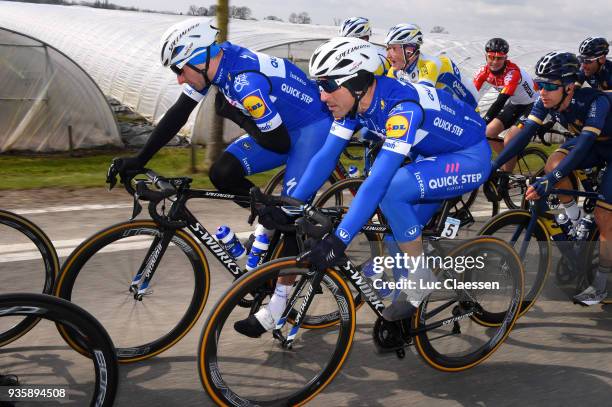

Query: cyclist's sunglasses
<box><xmin>316</xmin><ymin>78</ymin><xmax>341</xmax><ymax>93</ymax></box>
<box><xmin>170</xmin><ymin>64</ymin><xmax>183</xmax><ymax>75</ymax></box>
<box><xmin>486</xmin><ymin>52</ymin><xmax>507</xmax><ymax>61</ymax></box>
<box><xmin>578</xmin><ymin>55</ymin><xmax>599</xmax><ymax>64</ymax></box>
<box><xmin>535</xmin><ymin>80</ymin><xmax>563</xmax><ymax>91</ymax></box>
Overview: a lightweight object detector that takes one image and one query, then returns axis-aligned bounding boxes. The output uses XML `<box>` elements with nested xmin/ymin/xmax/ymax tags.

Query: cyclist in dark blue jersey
<box><xmin>108</xmin><ymin>17</ymin><xmax>333</xmax><ymax>202</ymax></box>
<box><xmin>235</xmin><ymin>37</ymin><xmax>490</xmax><ymax>336</ymax></box>
<box><xmin>576</xmin><ymin>37</ymin><xmax>612</xmax><ymax>91</ymax></box>
<box><xmin>494</xmin><ymin>51</ymin><xmax>612</xmax><ymax>306</ymax></box>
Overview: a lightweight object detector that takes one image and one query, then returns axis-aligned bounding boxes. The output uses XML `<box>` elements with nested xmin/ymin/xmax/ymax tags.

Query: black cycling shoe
<box><xmin>234</xmin><ymin>314</ymin><xmax>268</xmax><ymax>338</ymax></box>
<box><xmin>382</xmin><ymin>301</ymin><xmax>417</xmax><ymax>322</ymax></box>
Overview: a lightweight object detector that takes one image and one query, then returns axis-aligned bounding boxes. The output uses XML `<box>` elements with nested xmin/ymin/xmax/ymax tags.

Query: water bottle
<box><xmin>216</xmin><ymin>226</ymin><xmax>246</xmax><ymax>260</ymax></box>
<box><xmin>246</xmin><ymin>230</ymin><xmax>270</xmax><ymax>271</ymax></box>
<box><xmin>555</xmin><ymin>213</ymin><xmax>575</xmax><ymax>240</ymax></box>
<box><xmin>348</xmin><ymin>165</ymin><xmax>360</xmax><ymax>178</ymax></box>
<box><xmin>575</xmin><ymin>214</ymin><xmax>595</xmax><ymax>240</ymax></box>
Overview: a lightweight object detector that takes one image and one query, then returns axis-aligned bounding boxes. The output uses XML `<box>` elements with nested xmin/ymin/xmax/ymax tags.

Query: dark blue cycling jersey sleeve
<box><xmin>492</xmin><ymin>119</ymin><xmax>538</xmax><ymax>170</ymax></box>
<box><xmin>492</xmin><ymin>96</ymin><xmax>551</xmax><ymax>170</ymax></box>
<box><xmin>548</xmin><ymin>95</ymin><xmax>610</xmax><ymax>180</ymax></box>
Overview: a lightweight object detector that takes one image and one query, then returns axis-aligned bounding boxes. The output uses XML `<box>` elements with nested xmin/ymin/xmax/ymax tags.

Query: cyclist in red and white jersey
<box><xmin>474</xmin><ymin>38</ymin><xmax>538</xmax><ymax>171</ymax></box>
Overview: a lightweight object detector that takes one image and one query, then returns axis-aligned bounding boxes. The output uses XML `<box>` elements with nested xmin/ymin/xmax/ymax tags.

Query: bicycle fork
<box><xmin>273</xmin><ymin>269</ymin><xmax>324</xmax><ymax>349</ymax></box>
<box><xmin>129</xmin><ymin>229</ymin><xmax>175</xmax><ymax>300</ymax></box>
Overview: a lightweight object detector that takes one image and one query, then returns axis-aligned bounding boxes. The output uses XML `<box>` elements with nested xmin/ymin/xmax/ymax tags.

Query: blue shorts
<box><xmin>225</xmin><ymin>117</ymin><xmax>333</xmax><ymax>195</ymax></box>
<box><xmin>380</xmin><ymin>138</ymin><xmax>492</xmax><ymax>242</ymax></box>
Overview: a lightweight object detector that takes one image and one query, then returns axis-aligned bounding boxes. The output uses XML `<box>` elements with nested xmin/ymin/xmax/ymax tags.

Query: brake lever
<box><xmin>130</xmin><ymin>194</ymin><xmax>143</xmax><ymax>221</ymax></box>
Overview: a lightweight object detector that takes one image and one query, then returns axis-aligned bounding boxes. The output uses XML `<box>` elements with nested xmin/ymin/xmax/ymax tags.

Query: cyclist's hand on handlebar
<box><xmin>257</xmin><ymin>206</ymin><xmax>294</xmax><ymax>230</ymax></box>
<box><xmin>107</xmin><ymin>157</ymin><xmax>145</xmax><ymax>189</ymax></box>
<box><xmin>526</xmin><ymin>177</ymin><xmax>552</xmax><ymax>201</ymax></box>
<box><xmin>306</xmin><ymin>233</ymin><xmax>347</xmax><ymax>270</ymax></box>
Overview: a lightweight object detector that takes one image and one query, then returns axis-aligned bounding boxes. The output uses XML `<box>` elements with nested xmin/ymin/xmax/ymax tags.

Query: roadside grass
<box><xmin>0</xmin><ymin>142</ymin><xmax>555</xmax><ymax>190</ymax></box>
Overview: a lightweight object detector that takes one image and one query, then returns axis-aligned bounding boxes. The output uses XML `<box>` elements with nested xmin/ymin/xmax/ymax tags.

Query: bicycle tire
<box><xmin>54</xmin><ymin>220</ymin><xmax>210</xmax><ymax>363</ymax></box>
<box><xmin>198</xmin><ymin>258</ymin><xmax>356</xmax><ymax>406</ymax></box>
<box><xmin>0</xmin><ymin>210</ymin><xmax>59</xmax><ymax>347</ymax></box>
<box><xmin>0</xmin><ymin>293</ymin><xmax>118</xmax><ymax>407</ymax></box>
<box><xmin>503</xmin><ymin>147</ymin><xmax>548</xmax><ymax>210</ymax></box>
<box><xmin>412</xmin><ymin>237</ymin><xmax>523</xmax><ymax>370</ymax></box>
<box><xmin>300</xmin><ymin>178</ymin><xmax>384</xmax><ymax>329</ymax></box>
<box><xmin>478</xmin><ymin>210</ymin><xmax>552</xmax><ymax>321</ymax></box>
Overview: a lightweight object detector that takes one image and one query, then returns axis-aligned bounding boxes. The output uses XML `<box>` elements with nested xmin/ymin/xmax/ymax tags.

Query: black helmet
<box><xmin>485</xmin><ymin>38</ymin><xmax>509</xmax><ymax>54</ymax></box>
<box><xmin>578</xmin><ymin>37</ymin><xmax>609</xmax><ymax>58</ymax></box>
<box><xmin>535</xmin><ymin>52</ymin><xmax>580</xmax><ymax>85</ymax></box>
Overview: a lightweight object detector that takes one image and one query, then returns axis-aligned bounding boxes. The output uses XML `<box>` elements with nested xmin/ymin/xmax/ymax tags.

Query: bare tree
<box><xmin>187</xmin><ymin>5</ymin><xmax>198</xmax><ymax>15</ymax></box>
<box><xmin>202</xmin><ymin>0</ymin><xmax>228</xmax><ymax>172</ymax></box>
<box><xmin>333</xmin><ymin>17</ymin><xmax>343</xmax><ymax>26</ymax></box>
<box><xmin>430</xmin><ymin>26</ymin><xmax>449</xmax><ymax>34</ymax></box>
<box><xmin>289</xmin><ymin>11</ymin><xmax>311</xmax><ymax>24</ymax></box>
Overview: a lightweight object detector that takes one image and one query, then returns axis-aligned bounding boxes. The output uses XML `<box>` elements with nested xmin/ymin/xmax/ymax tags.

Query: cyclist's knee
<box><xmin>545</xmin><ymin>151</ymin><xmax>565</xmax><ymax>174</ymax></box>
<box><xmin>209</xmin><ymin>152</ymin><xmax>246</xmax><ymax>192</ymax></box>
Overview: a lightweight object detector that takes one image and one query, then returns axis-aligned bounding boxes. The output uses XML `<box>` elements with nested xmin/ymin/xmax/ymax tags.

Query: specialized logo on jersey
<box><xmin>234</xmin><ymin>74</ymin><xmax>250</xmax><ymax>92</ymax></box>
<box><xmin>385</xmin><ymin>114</ymin><xmax>410</xmax><ymax>139</ymax></box>
<box><xmin>242</xmin><ymin>94</ymin><xmax>268</xmax><ymax>119</ymax></box>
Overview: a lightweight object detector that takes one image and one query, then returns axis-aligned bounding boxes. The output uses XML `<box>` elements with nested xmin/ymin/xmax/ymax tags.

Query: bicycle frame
<box><xmin>128</xmin><ymin>188</ymin><xmax>284</xmax><ymax>298</ymax></box>
<box><xmin>272</xmin><ymin>198</ymin><xmax>482</xmax><ymax>349</ymax></box>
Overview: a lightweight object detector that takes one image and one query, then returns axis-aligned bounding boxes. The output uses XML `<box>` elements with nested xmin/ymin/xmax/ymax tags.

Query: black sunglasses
<box><xmin>170</xmin><ymin>64</ymin><xmax>183</xmax><ymax>75</ymax></box>
<box><xmin>316</xmin><ymin>78</ymin><xmax>341</xmax><ymax>93</ymax></box>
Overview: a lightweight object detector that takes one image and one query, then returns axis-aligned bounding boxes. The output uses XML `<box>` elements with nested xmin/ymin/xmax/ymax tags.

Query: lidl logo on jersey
<box><xmin>242</xmin><ymin>91</ymin><xmax>270</xmax><ymax>120</ymax></box>
<box><xmin>385</xmin><ymin>113</ymin><xmax>412</xmax><ymax>139</ymax></box>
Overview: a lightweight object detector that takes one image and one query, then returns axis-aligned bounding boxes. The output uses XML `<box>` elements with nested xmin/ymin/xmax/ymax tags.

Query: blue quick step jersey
<box><xmin>182</xmin><ymin>42</ymin><xmax>330</xmax><ymax>132</ymax></box>
<box><xmin>330</xmin><ymin>76</ymin><xmax>485</xmax><ymax>157</ymax></box>
<box><xmin>291</xmin><ymin>76</ymin><xmax>489</xmax><ymax>244</ymax></box>
<box><xmin>577</xmin><ymin>59</ymin><xmax>612</xmax><ymax>90</ymax></box>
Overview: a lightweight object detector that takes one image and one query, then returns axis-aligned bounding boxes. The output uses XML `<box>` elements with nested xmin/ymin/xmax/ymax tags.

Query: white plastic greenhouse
<box><xmin>0</xmin><ymin>1</ymin><xmax>574</xmax><ymax>151</ymax></box>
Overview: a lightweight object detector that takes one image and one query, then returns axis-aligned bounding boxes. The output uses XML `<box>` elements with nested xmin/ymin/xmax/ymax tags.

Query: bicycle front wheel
<box><xmin>0</xmin><ymin>293</ymin><xmax>118</xmax><ymax>406</ymax></box>
<box><xmin>54</xmin><ymin>220</ymin><xmax>210</xmax><ymax>363</ymax></box>
<box><xmin>0</xmin><ymin>210</ymin><xmax>59</xmax><ymax>347</ymax></box>
<box><xmin>413</xmin><ymin>237</ymin><xmax>523</xmax><ymax>371</ymax></box>
<box><xmin>198</xmin><ymin>258</ymin><xmax>356</xmax><ymax>406</ymax></box>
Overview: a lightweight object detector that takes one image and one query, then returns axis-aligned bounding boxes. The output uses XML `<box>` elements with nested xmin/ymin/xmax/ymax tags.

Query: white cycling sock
<box><xmin>399</xmin><ymin>253</ymin><xmax>437</xmax><ymax>308</ymax></box>
<box><xmin>268</xmin><ymin>283</ymin><xmax>291</xmax><ymax>322</ymax></box>
<box><xmin>563</xmin><ymin>201</ymin><xmax>580</xmax><ymax>222</ymax></box>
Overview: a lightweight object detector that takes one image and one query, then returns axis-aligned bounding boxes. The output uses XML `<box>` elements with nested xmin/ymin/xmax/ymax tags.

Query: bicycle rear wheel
<box><xmin>412</xmin><ymin>237</ymin><xmax>523</xmax><ymax>371</ymax></box>
<box><xmin>54</xmin><ymin>220</ymin><xmax>210</xmax><ymax>363</ymax></box>
<box><xmin>0</xmin><ymin>210</ymin><xmax>59</xmax><ymax>347</ymax></box>
<box><xmin>0</xmin><ymin>293</ymin><xmax>118</xmax><ymax>406</ymax></box>
<box><xmin>198</xmin><ymin>258</ymin><xmax>356</xmax><ymax>406</ymax></box>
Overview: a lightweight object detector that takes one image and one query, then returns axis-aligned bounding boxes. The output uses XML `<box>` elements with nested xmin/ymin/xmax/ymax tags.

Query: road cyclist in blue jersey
<box><xmin>493</xmin><ymin>52</ymin><xmax>612</xmax><ymax>306</ymax></box>
<box><xmin>235</xmin><ymin>37</ymin><xmax>491</xmax><ymax>337</ymax></box>
<box><xmin>107</xmin><ymin>17</ymin><xmax>334</xmax><ymax>238</ymax></box>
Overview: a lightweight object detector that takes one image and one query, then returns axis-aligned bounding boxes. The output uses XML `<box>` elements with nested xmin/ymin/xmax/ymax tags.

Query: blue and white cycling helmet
<box><xmin>338</xmin><ymin>17</ymin><xmax>372</xmax><ymax>38</ymax></box>
<box><xmin>160</xmin><ymin>18</ymin><xmax>221</xmax><ymax>69</ymax></box>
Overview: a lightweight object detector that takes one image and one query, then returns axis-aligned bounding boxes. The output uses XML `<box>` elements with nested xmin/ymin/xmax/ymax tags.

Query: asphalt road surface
<box><xmin>1</xmin><ymin>190</ymin><xmax>611</xmax><ymax>406</ymax></box>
